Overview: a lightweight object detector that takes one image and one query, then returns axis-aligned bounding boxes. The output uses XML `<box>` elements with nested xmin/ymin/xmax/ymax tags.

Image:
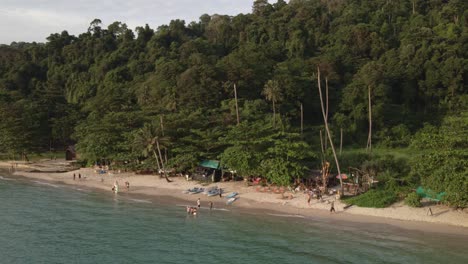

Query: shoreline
<box><xmin>1</xmin><ymin>163</ymin><xmax>467</xmax><ymax>236</ymax></box>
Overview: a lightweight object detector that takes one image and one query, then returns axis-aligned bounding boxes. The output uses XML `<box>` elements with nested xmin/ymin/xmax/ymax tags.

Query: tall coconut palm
<box><xmin>133</xmin><ymin>123</ymin><xmax>172</xmax><ymax>182</ymax></box>
<box><xmin>317</xmin><ymin>67</ymin><xmax>343</xmax><ymax>195</ymax></box>
<box><xmin>234</xmin><ymin>83</ymin><xmax>240</xmax><ymax>125</ymax></box>
<box><xmin>262</xmin><ymin>80</ymin><xmax>282</xmax><ymax>128</ymax></box>
<box><xmin>366</xmin><ymin>85</ymin><xmax>372</xmax><ymax>153</ymax></box>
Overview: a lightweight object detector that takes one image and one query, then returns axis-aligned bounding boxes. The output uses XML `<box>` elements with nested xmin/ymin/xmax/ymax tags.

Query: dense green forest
<box><xmin>0</xmin><ymin>0</ymin><xmax>466</xmax><ymax>206</ymax></box>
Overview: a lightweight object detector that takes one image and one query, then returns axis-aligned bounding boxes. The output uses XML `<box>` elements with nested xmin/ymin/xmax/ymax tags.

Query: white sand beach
<box><xmin>1</xmin><ymin>160</ymin><xmax>468</xmax><ymax>234</ymax></box>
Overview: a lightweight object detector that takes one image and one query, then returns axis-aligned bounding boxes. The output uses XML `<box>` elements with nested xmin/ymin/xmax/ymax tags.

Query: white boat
<box><xmin>225</xmin><ymin>192</ymin><xmax>238</xmax><ymax>198</ymax></box>
<box><xmin>188</xmin><ymin>187</ymin><xmax>204</xmax><ymax>194</ymax></box>
<box><xmin>226</xmin><ymin>197</ymin><xmax>237</xmax><ymax>205</ymax></box>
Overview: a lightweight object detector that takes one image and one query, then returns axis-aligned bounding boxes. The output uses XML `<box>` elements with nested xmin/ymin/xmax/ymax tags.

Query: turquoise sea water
<box><xmin>1</xmin><ymin>174</ymin><xmax>467</xmax><ymax>264</ymax></box>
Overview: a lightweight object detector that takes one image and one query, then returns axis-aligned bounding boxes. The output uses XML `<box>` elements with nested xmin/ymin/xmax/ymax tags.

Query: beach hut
<box><xmin>193</xmin><ymin>160</ymin><xmax>222</xmax><ymax>182</ymax></box>
<box><xmin>65</xmin><ymin>145</ymin><xmax>76</xmax><ymax>160</ymax></box>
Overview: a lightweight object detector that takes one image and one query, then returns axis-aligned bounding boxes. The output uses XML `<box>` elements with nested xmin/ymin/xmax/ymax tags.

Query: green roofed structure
<box><xmin>194</xmin><ymin>160</ymin><xmax>222</xmax><ymax>182</ymax></box>
<box><xmin>199</xmin><ymin>160</ymin><xmax>220</xmax><ymax>170</ymax></box>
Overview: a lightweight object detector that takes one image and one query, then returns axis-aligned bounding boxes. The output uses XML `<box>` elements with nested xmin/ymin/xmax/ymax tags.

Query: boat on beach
<box><xmin>206</xmin><ymin>188</ymin><xmax>221</xmax><ymax>197</ymax></box>
<box><xmin>226</xmin><ymin>197</ymin><xmax>237</xmax><ymax>205</ymax></box>
<box><xmin>203</xmin><ymin>186</ymin><xmax>218</xmax><ymax>194</ymax></box>
<box><xmin>187</xmin><ymin>187</ymin><xmax>204</xmax><ymax>194</ymax></box>
<box><xmin>225</xmin><ymin>192</ymin><xmax>238</xmax><ymax>198</ymax></box>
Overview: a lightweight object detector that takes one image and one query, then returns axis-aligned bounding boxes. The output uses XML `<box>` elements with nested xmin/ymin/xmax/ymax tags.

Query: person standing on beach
<box><xmin>307</xmin><ymin>192</ymin><xmax>311</xmax><ymax>206</ymax></box>
<box><xmin>330</xmin><ymin>201</ymin><xmax>336</xmax><ymax>213</ymax></box>
<box><xmin>219</xmin><ymin>188</ymin><xmax>222</xmax><ymax>198</ymax></box>
<box><xmin>78</xmin><ymin>173</ymin><xmax>81</xmax><ymax>180</ymax></box>
<box><xmin>209</xmin><ymin>201</ymin><xmax>213</xmax><ymax>210</ymax></box>
<box><xmin>125</xmin><ymin>181</ymin><xmax>130</xmax><ymax>191</ymax></box>
<box><xmin>73</xmin><ymin>174</ymin><xmax>76</xmax><ymax>180</ymax></box>
<box><xmin>197</xmin><ymin>198</ymin><xmax>201</xmax><ymax>208</ymax></box>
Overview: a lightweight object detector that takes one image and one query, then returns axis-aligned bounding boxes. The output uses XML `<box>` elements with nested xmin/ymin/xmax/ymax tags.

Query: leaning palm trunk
<box><xmin>156</xmin><ymin>140</ymin><xmax>172</xmax><ymax>182</ymax></box>
<box><xmin>317</xmin><ymin>66</ymin><xmax>343</xmax><ymax>195</ymax></box>
<box><xmin>152</xmin><ymin>150</ymin><xmax>162</xmax><ymax>174</ymax></box>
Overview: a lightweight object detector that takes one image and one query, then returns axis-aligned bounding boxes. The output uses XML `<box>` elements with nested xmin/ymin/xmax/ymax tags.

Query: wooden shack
<box><xmin>65</xmin><ymin>145</ymin><xmax>76</xmax><ymax>160</ymax></box>
<box><xmin>192</xmin><ymin>160</ymin><xmax>222</xmax><ymax>182</ymax></box>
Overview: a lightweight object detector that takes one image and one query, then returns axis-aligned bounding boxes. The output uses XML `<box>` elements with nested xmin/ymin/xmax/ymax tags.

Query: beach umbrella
<box><xmin>336</xmin><ymin>174</ymin><xmax>348</xmax><ymax>180</ymax></box>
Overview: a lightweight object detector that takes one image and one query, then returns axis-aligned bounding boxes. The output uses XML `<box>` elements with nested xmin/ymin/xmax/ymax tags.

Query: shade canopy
<box><xmin>416</xmin><ymin>186</ymin><xmax>446</xmax><ymax>201</ymax></box>
<box><xmin>199</xmin><ymin>160</ymin><xmax>220</xmax><ymax>170</ymax></box>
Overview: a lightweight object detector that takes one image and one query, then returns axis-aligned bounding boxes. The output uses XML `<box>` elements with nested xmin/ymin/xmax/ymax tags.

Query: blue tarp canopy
<box><xmin>199</xmin><ymin>160</ymin><xmax>220</xmax><ymax>170</ymax></box>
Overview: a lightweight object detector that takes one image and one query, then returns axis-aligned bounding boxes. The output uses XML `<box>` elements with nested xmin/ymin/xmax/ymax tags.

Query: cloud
<box><xmin>0</xmin><ymin>0</ymin><xmax>253</xmax><ymax>44</ymax></box>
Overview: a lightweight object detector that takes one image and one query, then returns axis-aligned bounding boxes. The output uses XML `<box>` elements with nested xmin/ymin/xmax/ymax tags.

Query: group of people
<box><xmin>306</xmin><ymin>189</ymin><xmax>323</xmax><ymax>205</ymax></box>
<box><xmin>186</xmin><ymin>206</ymin><xmax>198</xmax><ymax>215</ymax></box>
<box><xmin>111</xmin><ymin>181</ymin><xmax>130</xmax><ymax>193</ymax></box>
<box><xmin>186</xmin><ymin>198</ymin><xmax>214</xmax><ymax>215</ymax></box>
<box><xmin>306</xmin><ymin>189</ymin><xmax>336</xmax><ymax>213</ymax></box>
<box><xmin>73</xmin><ymin>173</ymin><xmax>82</xmax><ymax>180</ymax></box>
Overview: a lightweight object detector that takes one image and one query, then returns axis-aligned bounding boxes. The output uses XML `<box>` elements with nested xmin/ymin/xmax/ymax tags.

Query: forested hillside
<box><xmin>0</xmin><ymin>0</ymin><xmax>466</xmax><ymax>205</ymax></box>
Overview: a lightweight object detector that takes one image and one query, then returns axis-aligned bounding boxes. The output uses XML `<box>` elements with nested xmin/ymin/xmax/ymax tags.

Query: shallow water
<box><xmin>1</xmin><ymin>175</ymin><xmax>467</xmax><ymax>264</ymax></box>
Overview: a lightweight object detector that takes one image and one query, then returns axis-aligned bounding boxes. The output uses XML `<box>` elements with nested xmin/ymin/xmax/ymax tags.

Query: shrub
<box><xmin>404</xmin><ymin>192</ymin><xmax>422</xmax><ymax>207</ymax></box>
<box><xmin>410</xmin><ymin>114</ymin><xmax>468</xmax><ymax>207</ymax></box>
<box><xmin>343</xmin><ymin>189</ymin><xmax>397</xmax><ymax>208</ymax></box>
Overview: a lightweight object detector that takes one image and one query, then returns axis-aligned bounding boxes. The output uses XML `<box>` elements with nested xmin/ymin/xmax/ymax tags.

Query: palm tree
<box><xmin>133</xmin><ymin>123</ymin><xmax>172</xmax><ymax>182</ymax></box>
<box><xmin>317</xmin><ymin>67</ymin><xmax>343</xmax><ymax>195</ymax></box>
<box><xmin>262</xmin><ymin>80</ymin><xmax>282</xmax><ymax>128</ymax></box>
<box><xmin>366</xmin><ymin>85</ymin><xmax>372</xmax><ymax>153</ymax></box>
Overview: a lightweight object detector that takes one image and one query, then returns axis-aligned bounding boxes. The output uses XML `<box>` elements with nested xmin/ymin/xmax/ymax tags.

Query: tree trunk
<box><xmin>160</xmin><ymin>115</ymin><xmax>168</xmax><ymax>163</ymax></box>
<box><xmin>300</xmin><ymin>102</ymin><xmax>303</xmax><ymax>136</ymax></box>
<box><xmin>319</xmin><ymin>129</ymin><xmax>325</xmax><ymax>160</ymax></box>
<box><xmin>340</xmin><ymin>128</ymin><xmax>343</xmax><ymax>156</ymax></box>
<box><xmin>319</xmin><ymin>130</ymin><xmax>327</xmax><ymax>192</ymax></box>
<box><xmin>234</xmin><ymin>83</ymin><xmax>240</xmax><ymax>125</ymax></box>
<box><xmin>367</xmin><ymin>85</ymin><xmax>372</xmax><ymax>153</ymax></box>
<box><xmin>324</xmin><ymin>77</ymin><xmax>329</xmax><ymax>150</ymax></box>
<box><xmin>152</xmin><ymin>149</ymin><xmax>162</xmax><ymax>173</ymax></box>
<box><xmin>272</xmin><ymin>100</ymin><xmax>276</xmax><ymax>128</ymax></box>
<box><xmin>156</xmin><ymin>140</ymin><xmax>172</xmax><ymax>182</ymax></box>
<box><xmin>317</xmin><ymin>67</ymin><xmax>343</xmax><ymax>195</ymax></box>
<box><xmin>412</xmin><ymin>0</ymin><xmax>415</xmax><ymax>15</ymax></box>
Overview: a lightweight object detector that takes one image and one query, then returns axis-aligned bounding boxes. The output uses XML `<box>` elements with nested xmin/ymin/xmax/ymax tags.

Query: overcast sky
<box><xmin>0</xmin><ymin>0</ymin><xmax>254</xmax><ymax>44</ymax></box>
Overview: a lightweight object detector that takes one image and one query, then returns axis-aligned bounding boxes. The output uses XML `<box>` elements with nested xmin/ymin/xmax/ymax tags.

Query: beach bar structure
<box><xmin>65</xmin><ymin>145</ymin><xmax>76</xmax><ymax>160</ymax></box>
<box><xmin>193</xmin><ymin>160</ymin><xmax>222</xmax><ymax>182</ymax></box>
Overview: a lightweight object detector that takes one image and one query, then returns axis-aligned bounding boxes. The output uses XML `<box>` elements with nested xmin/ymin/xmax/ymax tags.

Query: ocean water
<box><xmin>1</xmin><ymin>175</ymin><xmax>467</xmax><ymax>264</ymax></box>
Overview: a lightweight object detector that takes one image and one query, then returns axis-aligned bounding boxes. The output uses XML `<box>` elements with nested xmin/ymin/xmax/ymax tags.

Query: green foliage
<box><xmin>218</xmin><ymin>120</ymin><xmax>271</xmax><ymax>176</ymax></box>
<box><xmin>343</xmin><ymin>189</ymin><xmax>398</xmax><ymax>208</ymax></box>
<box><xmin>0</xmin><ymin>0</ymin><xmax>466</xmax><ymax>204</ymax></box>
<box><xmin>405</xmin><ymin>192</ymin><xmax>422</xmax><ymax>208</ymax></box>
<box><xmin>410</xmin><ymin>113</ymin><xmax>468</xmax><ymax>207</ymax></box>
<box><xmin>260</xmin><ymin>132</ymin><xmax>315</xmax><ymax>185</ymax></box>
<box><xmin>377</xmin><ymin>124</ymin><xmax>412</xmax><ymax>148</ymax></box>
